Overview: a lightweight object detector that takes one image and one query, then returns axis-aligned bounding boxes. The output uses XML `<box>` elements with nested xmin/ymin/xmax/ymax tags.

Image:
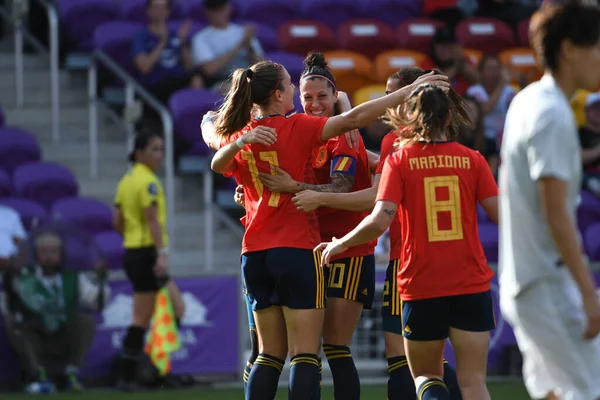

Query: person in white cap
<box><xmin>499</xmin><ymin>1</ymin><xmax>600</xmax><ymax>399</ymax></box>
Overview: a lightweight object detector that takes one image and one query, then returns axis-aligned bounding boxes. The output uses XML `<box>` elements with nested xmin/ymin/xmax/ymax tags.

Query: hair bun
<box><xmin>303</xmin><ymin>52</ymin><xmax>328</xmax><ymax>69</ymax></box>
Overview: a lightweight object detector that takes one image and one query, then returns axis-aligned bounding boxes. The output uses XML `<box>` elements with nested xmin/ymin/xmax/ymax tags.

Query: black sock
<box><xmin>289</xmin><ymin>353</ymin><xmax>320</xmax><ymax>400</ymax></box>
<box><xmin>318</xmin><ymin>357</ymin><xmax>322</xmax><ymax>395</ymax></box>
<box><xmin>119</xmin><ymin>326</ymin><xmax>146</xmax><ymax>383</ymax></box>
<box><xmin>443</xmin><ymin>360</ymin><xmax>462</xmax><ymax>400</ymax></box>
<box><xmin>323</xmin><ymin>344</ymin><xmax>360</xmax><ymax>400</ymax></box>
<box><xmin>417</xmin><ymin>377</ymin><xmax>449</xmax><ymax>400</ymax></box>
<box><xmin>244</xmin><ymin>329</ymin><xmax>259</xmax><ymax>394</ymax></box>
<box><xmin>387</xmin><ymin>356</ymin><xmax>416</xmax><ymax>400</ymax></box>
<box><xmin>246</xmin><ymin>353</ymin><xmax>283</xmax><ymax>400</ymax></box>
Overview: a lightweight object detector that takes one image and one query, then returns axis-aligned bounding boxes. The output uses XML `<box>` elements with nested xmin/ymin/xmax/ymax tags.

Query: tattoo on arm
<box><xmin>383</xmin><ymin>208</ymin><xmax>396</xmax><ymax>219</ymax></box>
<box><xmin>297</xmin><ymin>173</ymin><xmax>355</xmax><ymax>193</ymax></box>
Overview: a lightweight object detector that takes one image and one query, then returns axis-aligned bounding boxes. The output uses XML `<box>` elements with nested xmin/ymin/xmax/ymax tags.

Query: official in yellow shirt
<box><xmin>112</xmin><ymin>131</ymin><xmax>185</xmax><ymax>390</ymax></box>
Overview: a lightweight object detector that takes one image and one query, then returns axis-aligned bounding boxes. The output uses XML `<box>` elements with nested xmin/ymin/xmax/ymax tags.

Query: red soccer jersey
<box><xmin>229</xmin><ymin>114</ymin><xmax>327</xmax><ymax>253</ymax></box>
<box><xmin>376</xmin><ymin>131</ymin><xmax>402</xmax><ymax>261</ymax></box>
<box><xmin>312</xmin><ymin>134</ymin><xmax>375</xmax><ymax>260</ymax></box>
<box><xmin>376</xmin><ymin>141</ymin><xmax>498</xmax><ymax>301</ymax></box>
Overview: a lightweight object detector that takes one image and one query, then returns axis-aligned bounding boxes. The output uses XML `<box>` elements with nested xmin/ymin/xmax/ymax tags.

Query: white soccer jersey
<box><xmin>498</xmin><ymin>74</ymin><xmax>582</xmax><ymax>298</ymax></box>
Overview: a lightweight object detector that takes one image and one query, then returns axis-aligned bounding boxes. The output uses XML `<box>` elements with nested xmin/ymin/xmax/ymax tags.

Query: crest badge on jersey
<box><xmin>314</xmin><ymin>146</ymin><xmax>328</xmax><ymax>168</ymax></box>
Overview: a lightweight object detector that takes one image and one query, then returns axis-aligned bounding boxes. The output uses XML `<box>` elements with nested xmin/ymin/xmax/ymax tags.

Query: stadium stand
<box><xmin>5</xmin><ymin>0</ymin><xmax>600</xmax><ymax>386</ymax></box>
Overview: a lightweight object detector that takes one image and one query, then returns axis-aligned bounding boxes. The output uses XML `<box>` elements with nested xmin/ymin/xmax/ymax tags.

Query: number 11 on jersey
<box><xmin>241</xmin><ymin>150</ymin><xmax>281</xmax><ymax>207</ymax></box>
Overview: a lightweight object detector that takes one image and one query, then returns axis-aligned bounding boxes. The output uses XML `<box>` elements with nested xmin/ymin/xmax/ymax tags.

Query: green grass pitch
<box><xmin>0</xmin><ymin>381</ymin><xmax>530</xmax><ymax>399</ymax></box>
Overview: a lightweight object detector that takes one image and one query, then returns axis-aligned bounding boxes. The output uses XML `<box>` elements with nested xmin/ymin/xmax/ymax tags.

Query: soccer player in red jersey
<box><xmin>210</xmin><ymin>61</ymin><xmax>450</xmax><ymax>399</ymax></box>
<box><xmin>255</xmin><ymin>53</ymin><xmax>377</xmax><ymax>400</ymax></box>
<box><xmin>317</xmin><ymin>83</ymin><xmax>498</xmax><ymax>400</ymax></box>
<box><xmin>293</xmin><ymin>68</ymin><xmax>464</xmax><ymax>400</ymax></box>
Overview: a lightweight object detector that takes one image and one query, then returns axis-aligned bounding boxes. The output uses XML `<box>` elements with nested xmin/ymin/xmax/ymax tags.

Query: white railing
<box><xmin>11</xmin><ymin>0</ymin><xmax>60</xmax><ymax>141</ymax></box>
<box><xmin>88</xmin><ymin>50</ymin><xmax>218</xmax><ymax>269</ymax></box>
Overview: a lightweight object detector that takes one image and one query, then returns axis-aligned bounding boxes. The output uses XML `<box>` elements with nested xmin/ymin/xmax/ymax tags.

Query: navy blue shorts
<box><xmin>242</xmin><ymin>248</ymin><xmax>326</xmax><ymax>310</ymax></box>
<box><xmin>401</xmin><ymin>290</ymin><xmax>495</xmax><ymax>341</ymax></box>
<box><xmin>382</xmin><ymin>259</ymin><xmax>403</xmax><ymax>334</ymax></box>
<box><xmin>324</xmin><ymin>255</ymin><xmax>376</xmax><ymax>309</ymax></box>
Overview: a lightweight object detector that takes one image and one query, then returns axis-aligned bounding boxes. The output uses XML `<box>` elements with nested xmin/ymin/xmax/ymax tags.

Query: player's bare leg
<box><xmin>405</xmin><ymin>338</ymin><xmax>449</xmax><ymax>399</ymax></box>
<box><xmin>323</xmin><ymin>298</ymin><xmax>363</xmax><ymax>399</ymax></box>
<box><xmin>246</xmin><ymin>306</ymin><xmax>287</xmax><ymax>400</ymax></box>
<box><xmin>448</xmin><ymin>328</ymin><xmax>491</xmax><ymax>400</ymax></box>
<box><xmin>283</xmin><ymin>307</ymin><xmax>325</xmax><ymax>399</ymax></box>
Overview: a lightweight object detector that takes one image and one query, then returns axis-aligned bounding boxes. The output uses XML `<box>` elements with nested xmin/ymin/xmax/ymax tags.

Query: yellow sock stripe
<box><xmin>387</xmin><ymin>360</ymin><xmax>409</xmax><ymax>373</ymax></box>
<box><xmin>254</xmin><ymin>356</ymin><xmax>284</xmax><ymax>372</ymax></box>
<box><xmin>324</xmin><ymin>349</ymin><xmax>351</xmax><ymax>357</ymax></box>
<box><xmin>290</xmin><ymin>357</ymin><xmax>320</xmax><ymax>368</ymax></box>
<box><xmin>418</xmin><ymin>380</ymin><xmax>448</xmax><ymax>400</ymax></box>
<box><xmin>327</xmin><ymin>354</ymin><xmax>352</xmax><ymax>360</ymax></box>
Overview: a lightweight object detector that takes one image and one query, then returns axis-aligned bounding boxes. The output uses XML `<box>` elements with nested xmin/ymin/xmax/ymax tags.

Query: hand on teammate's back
<box><xmin>344</xmin><ymin>130</ymin><xmax>360</xmax><ymax>149</ymax></box>
<box><xmin>582</xmin><ymin>293</ymin><xmax>600</xmax><ymax>340</ymax></box>
<box><xmin>259</xmin><ymin>166</ymin><xmax>297</xmax><ymax>193</ymax></box>
<box><xmin>241</xmin><ymin>126</ymin><xmax>277</xmax><ymax>146</ymax></box>
<box><xmin>314</xmin><ymin>237</ymin><xmax>348</xmax><ymax>266</ymax></box>
<box><xmin>292</xmin><ymin>190</ymin><xmax>322</xmax><ymax>212</ymax></box>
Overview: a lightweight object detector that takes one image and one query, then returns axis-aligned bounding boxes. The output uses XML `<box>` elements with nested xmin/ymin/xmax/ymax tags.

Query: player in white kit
<box><xmin>499</xmin><ymin>1</ymin><xmax>600</xmax><ymax>399</ymax></box>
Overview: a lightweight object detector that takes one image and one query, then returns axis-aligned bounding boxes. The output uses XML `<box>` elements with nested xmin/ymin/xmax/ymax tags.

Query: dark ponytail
<box><xmin>300</xmin><ymin>52</ymin><xmax>337</xmax><ymax>92</ymax></box>
<box><xmin>214</xmin><ymin>61</ymin><xmax>283</xmax><ymax>137</ymax></box>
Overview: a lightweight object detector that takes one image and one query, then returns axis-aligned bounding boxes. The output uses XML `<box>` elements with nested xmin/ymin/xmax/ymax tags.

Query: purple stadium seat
<box><xmin>121</xmin><ymin>0</ymin><xmax>184</xmax><ymax>23</ymax></box>
<box><xmin>266</xmin><ymin>52</ymin><xmax>305</xmax><ymax>85</ymax></box>
<box><xmin>12</xmin><ymin>162</ymin><xmax>79</xmax><ymax>211</ymax></box>
<box><xmin>478</xmin><ymin>223</ymin><xmax>498</xmax><ymax>263</ymax></box>
<box><xmin>236</xmin><ymin>0</ymin><xmax>297</xmax><ymax>28</ymax></box>
<box><xmin>59</xmin><ymin>0</ymin><xmax>119</xmax><ymax>51</ymax></box>
<box><xmin>584</xmin><ymin>223</ymin><xmax>600</xmax><ymax>262</ymax></box>
<box><xmin>300</xmin><ymin>0</ymin><xmax>359</xmax><ymax>29</ymax></box>
<box><xmin>251</xmin><ymin>23</ymin><xmax>280</xmax><ymax>53</ymax></box>
<box><xmin>52</xmin><ymin>197</ymin><xmax>113</xmax><ymax>236</ymax></box>
<box><xmin>185</xmin><ymin>0</ymin><xmax>208</xmax><ymax>24</ymax></box>
<box><xmin>0</xmin><ymin>170</ymin><xmax>10</xmax><ymax>198</ymax></box>
<box><xmin>0</xmin><ymin>197</ymin><xmax>48</xmax><ymax>231</ymax></box>
<box><xmin>95</xmin><ymin>231</ymin><xmax>125</xmax><ymax>270</ymax></box>
<box><xmin>94</xmin><ymin>21</ymin><xmax>144</xmax><ymax>76</ymax></box>
<box><xmin>169</xmin><ymin>89</ymin><xmax>223</xmax><ymax>156</ymax></box>
<box><xmin>0</xmin><ymin>127</ymin><xmax>42</xmax><ymax>175</ymax></box>
<box><xmin>360</xmin><ymin>0</ymin><xmax>421</xmax><ymax>28</ymax></box>
<box><xmin>578</xmin><ymin>190</ymin><xmax>600</xmax><ymax>233</ymax></box>
<box><xmin>0</xmin><ymin>105</ymin><xmax>4</xmax><ymax>127</ymax></box>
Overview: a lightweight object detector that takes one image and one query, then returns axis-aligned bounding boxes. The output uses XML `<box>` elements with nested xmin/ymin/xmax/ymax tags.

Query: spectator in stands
<box><xmin>420</xmin><ymin>26</ymin><xmax>478</xmax><ymax>96</ymax></box>
<box><xmin>423</xmin><ymin>0</ymin><xmax>478</xmax><ymax>28</ymax></box>
<box><xmin>457</xmin><ymin>94</ymin><xmax>486</xmax><ymax>154</ymax></box>
<box><xmin>467</xmin><ymin>55</ymin><xmax>516</xmax><ymax>175</ymax></box>
<box><xmin>579</xmin><ymin>93</ymin><xmax>600</xmax><ymax>196</ymax></box>
<box><xmin>0</xmin><ymin>205</ymin><xmax>27</xmax><ymax>269</ymax></box>
<box><xmin>191</xmin><ymin>0</ymin><xmax>264</xmax><ymax>93</ymax></box>
<box><xmin>3</xmin><ymin>231</ymin><xmax>109</xmax><ymax>394</ymax></box>
<box><xmin>132</xmin><ymin>0</ymin><xmax>204</xmax><ymax>106</ymax></box>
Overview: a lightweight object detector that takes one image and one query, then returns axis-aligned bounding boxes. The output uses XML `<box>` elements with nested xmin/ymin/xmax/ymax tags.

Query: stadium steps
<box><xmin>0</xmin><ymin>52</ymin><xmax>242</xmax><ymax>275</ymax></box>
